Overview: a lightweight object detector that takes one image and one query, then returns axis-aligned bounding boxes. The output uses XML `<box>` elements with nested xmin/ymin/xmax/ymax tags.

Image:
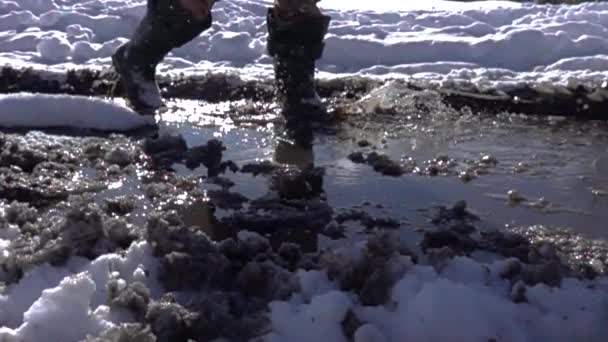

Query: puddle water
<box><xmin>4</xmin><ymin>99</ymin><xmax>605</xmax><ymax>253</ymax></box>
<box><xmin>155</xmin><ymin>100</ymin><xmax>608</xmax><ymax>241</ymax></box>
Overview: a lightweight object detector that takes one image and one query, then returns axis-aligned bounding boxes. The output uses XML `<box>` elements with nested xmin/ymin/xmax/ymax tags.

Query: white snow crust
<box><xmin>0</xmin><ymin>93</ymin><xmax>155</xmax><ymax>131</ymax></box>
<box><xmin>0</xmin><ymin>0</ymin><xmax>608</xmax><ymax>88</ymax></box>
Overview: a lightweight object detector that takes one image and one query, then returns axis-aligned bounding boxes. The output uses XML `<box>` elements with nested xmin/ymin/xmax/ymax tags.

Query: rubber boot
<box><xmin>112</xmin><ymin>0</ymin><xmax>212</xmax><ymax>114</ymax></box>
<box><xmin>266</xmin><ymin>8</ymin><xmax>331</xmax><ymax>123</ymax></box>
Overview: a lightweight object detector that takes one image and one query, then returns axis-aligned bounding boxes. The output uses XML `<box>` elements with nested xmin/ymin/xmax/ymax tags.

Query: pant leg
<box><xmin>145</xmin><ymin>0</ymin><xmax>213</xmax><ymax>48</ymax></box>
<box><xmin>273</xmin><ymin>0</ymin><xmax>324</xmax><ymax>17</ymax></box>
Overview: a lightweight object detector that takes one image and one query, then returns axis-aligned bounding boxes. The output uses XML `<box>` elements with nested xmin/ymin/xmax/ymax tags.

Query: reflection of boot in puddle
<box><xmin>180</xmin><ymin>199</ymin><xmax>231</xmax><ymax>241</ymax></box>
<box><xmin>274</xmin><ymin>137</ymin><xmax>314</xmax><ymax>168</ymax></box>
<box><xmin>270</xmin><ymin>131</ymin><xmax>326</xmax><ymax>252</ymax></box>
<box><xmin>273</xmin><ymin>135</ymin><xmax>324</xmax><ymax>200</ymax></box>
<box><xmin>217</xmin><ymin>127</ymin><xmax>331</xmax><ymax>253</ymax></box>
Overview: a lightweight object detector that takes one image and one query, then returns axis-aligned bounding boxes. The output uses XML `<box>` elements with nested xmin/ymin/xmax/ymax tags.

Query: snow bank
<box><xmin>266</xmin><ymin>257</ymin><xmax>608</xmax><ymax>342</ymax></box>
<box><xmin>1</xmin><ymin>0</ymin><xmax>608</xmax><ymax>87</ymax></box>
<box><xmin>0</xmin><ymin>93</ymin><xmax>155</xmax><ymax>131</ymax></box>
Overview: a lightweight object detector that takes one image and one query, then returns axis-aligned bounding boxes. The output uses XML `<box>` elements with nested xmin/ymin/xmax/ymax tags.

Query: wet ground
<box><xmin>2</xmin><ymin>84</ymin><xmax>608</xmax><ymax>240</ymax></box>
<box><xmin>155</xmin><ymin>98</ymin><xmax>608</xmax><ymax>238</ymax></box>
<box><xmin>1</xmin><ymin>72</ymin><xmax>607</xmax><ymax>341</ymax></box>
<box><xmin>3</xmin><ymin>93</ymin><xmax>607</xmax><ymax>260</ymax></box>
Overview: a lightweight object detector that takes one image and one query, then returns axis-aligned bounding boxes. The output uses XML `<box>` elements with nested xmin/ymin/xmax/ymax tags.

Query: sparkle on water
<box><xmin>145</xmin><ymin>99</ymin><xmax>608</xmax><ymax>241</ymax></box>
<box><xmin>2</xmin><ymin>98</ymin><xmax>606</xmax><ymax>247</ymax></box>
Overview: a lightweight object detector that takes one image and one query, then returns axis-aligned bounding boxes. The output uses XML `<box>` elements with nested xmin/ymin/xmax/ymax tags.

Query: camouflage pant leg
<box><xmin>273</xmin><ymin>0</ymin><xmax>323</xmax><ymax>17</ymax></box>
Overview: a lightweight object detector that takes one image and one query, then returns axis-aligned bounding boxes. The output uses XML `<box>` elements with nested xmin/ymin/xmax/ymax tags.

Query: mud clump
<box><xmin>208</xmin><ymin>190</ymin><xmax>249</xmax><ymax>210</ymax></box>
<box><xmin>105</xmin><ymin>146</ymin><xmax>134</xmax><ymax>167</ymax></box>
<box><xmin>335</xmin><ymin>209</ymin><xmax>400</xmax><ymax>230</ymax></box>
<box><xmin>144</xmin><ymin>135</ymin><xmax>188</xmax><ymax>156</ymax></box>
<box><xmin>499</xmin><ymin>257</ymin><xmax>563</xmax><ymax>288</ymax></box>
<box><xmin>0</xmin><ymin>140</ymin><xmax>46</xmax><ymax>173</ymax></box>
<box><xmin>0</xmin><ymin>134</ymin><xmax>109</xmax><ymax>207</ymax></box>
<box><xmin>357</xmin><ymin>140</ymin><xmax>372</xmax><ymax>148</ymax></box>
<box><xmin>347</xmin><ymin>151</ymin><xmax>366</xmax><ymax>164</ymax></box>
<box><xmin>142</xmin><ymin>134</ymin><xmax>189</xmax><ymax>170</ymax></box>
<box><xmin>207</xmin><ymin>176</ymin><xmax>235</xmax><ymax>190</ymax></box>
<box><xmin>2</xmin><ymin>196</ymin><xmax>136</xmax><ymax>283</ymax></box>
<box><xmin>421</xmin><ymin>229</ymin><xmax>479</xmax><ymax>254</ymax></box>
<box><xmin>146</xmin><ymin>212</ymin><xmax>300</xmax><ymax>301</ymax></box>
<box><xmin>349</xmin><ymin>151</ymin><xmax>404</xmax><ymax>176</ymax></box>
<box><xmin>241</xmin><ymin>160</ymin><xmax>280</xmax><ymax>176</ymax></box>
<box><xmin>0</xmin><ymin>165</ymin><xmax>78</xmax><ymax>207</ymax></box>
<box><xmin>416</xmin><ymin>155</ymin><xmax>459</xmax><ymax>177</ymax></box>
<box><xmin>321</xmin><ymin>221</ymin><xmax>347</xmax><ymax>239</ymax></box>
<box><xmin>160</xmin><ymin>251</ymin><xmax>231</xmax><ymax>291</ymax></box>
<box><xmin>146</xmin><ymin>211</ymin><xmax>232</xmax><ymax>291</ymax></box>
<box><xmin>105</xmin><ymin>217</ymin><xmax>139</xmax><ymax>248</ymax></box>
<box><xmin>146</xmin><ymin>297</ymin><xmax>195</xmax><ymax>342</ymax></box>
<box><xmin>321</xmin><ymin>231</ymin><xmax>413</xmax><ymax>306</ymax></box>
<box><xmin>367</xmin><ymin>152</ymin><xmax>404</xmax><ymax>176</ymax></box>
<box><xmin>430</xmin><ymin>200</ymin><xmax>479</xmax><ymax>234</ymax></box>
<box><xmin>4</xmin><ymin>201</ymin><xmax>38</xmax><ymax>226</ymax></box>
<box><xmin>479</xmin><ymin>230</ymin><xmax>534</xmax><ymax>262</ymax></box>
<box><xmin>221</xmin><ymin>197</ymin><xmax>333</xmax><ymax>235</ymax></box>
<box><xmin>236</xmin><ymin>259</ymin><xmax>297</xmax><ymax>299</ymax></box>
<box><xmin>342</xmin><ymin>310</ymin><xmax>365</xmax><ymax>341</ymax></box>
<box><xmin>108</xmin><ymin>280</ymin><xmax>152</xmax><ymax>319</ymax></box>
<box><xmin>143</xmin><ymin>136</ymin><xmax>234</xmax><ymax>176</ymax></box>
<box><xmin>145</xmin><ymin>293</ymin><xmax>268</xmax><ymax>342</ymax></box>
<box><xmin>144</xmin><ymin>212</ymin><xmax>302</xmax><ymax>341</ymax></box>
<box><xmin>184</xmin><ymin>139</ymin><xmax>225</xmax><ymax>172</ymax></box>
<box><xmin>277</xmin><ymin>242</ymin><xmax>303</xmax><ymax>269</ymax></box>
<box><xmin>103</xmin><ymin>196</ymin><xmax>136</xmax><ymax>216</ymax></box>
<box><xmin>273</xmin><ymin>166</ymin><xmax>325</xmax><ymax>200</ymax></box>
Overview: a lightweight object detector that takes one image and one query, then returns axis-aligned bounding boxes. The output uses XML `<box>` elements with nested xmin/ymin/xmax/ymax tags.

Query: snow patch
<box><xmin>266</xmin><ymin>257</ymin><xmax>608</xmax><ymax>342</ymax></box>
<box><xmin>0</xmin><ymin>272</ymin><xmax>112</xmax><ymax>342</ymax></box>
<box><xmin>0</xmin><ymin>93</ymin><xmax>156</xmax><ymax>131</ymax></box>
<box><xmin>0</xmin><ymin>241</ymin><xmax>161</xmax><ymax>340</ymax></box>
<box><xmin>266</xmin><ymin>291</ymin><xmax>353</xmax><ymax>342</ymax></box>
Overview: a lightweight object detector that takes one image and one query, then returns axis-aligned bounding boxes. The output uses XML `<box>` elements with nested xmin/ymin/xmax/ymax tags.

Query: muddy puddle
<box><xmin>1</xmin><ymin>96</ymin><xmax>607</xmax><ymax>267</ymax></box>
<box><xmin>144</xmin><ymin>100</ymin><xmax>608</xmax><ymax>241</ymax></box>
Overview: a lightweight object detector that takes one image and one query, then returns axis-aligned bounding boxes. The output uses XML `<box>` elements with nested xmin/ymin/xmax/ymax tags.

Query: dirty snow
<box><xmin>0</xmin><ymin>93</ymin><xmax>155</xmax><ymax>131</ymax></box>
<box><xmin>0</xmin><ymin>241</ymin><xmax>161</xmax><ymax>341</ymax></box>
<box><xmin>0</xmin><ymin>0</ymin><xmax>608</xmax><ymax>87</ymax></box>
<box><xmin>267</xmin><ymin>257</ymin><xmax>608</xmax><ymax>342</ymax></box>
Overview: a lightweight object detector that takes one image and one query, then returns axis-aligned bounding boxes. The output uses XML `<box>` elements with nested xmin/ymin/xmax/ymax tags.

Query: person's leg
<box><xmin>112</xmin><ymin>0</ymin><xmax>214</xmax><ymax>113</ymax></box>
<box><xmin>267</xmin><ymin>0</ymin><xmax>331</xmax><ymax>122</ymax></box>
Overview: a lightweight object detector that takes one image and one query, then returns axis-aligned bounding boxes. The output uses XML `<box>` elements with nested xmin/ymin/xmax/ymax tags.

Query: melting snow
<box><xmin>0</xmin><ymin>93</ymin><xmax>155</xmax><ymax>131</ymax></box>
<box><xmin>0</xmin><ymin>241</ymin><xmax>161</xmax><ymax>341</ymax></box>
<box><xmin>267</xmin><ymin>258</ymin><xmax>608</xmax><ymax>342</ymax></box>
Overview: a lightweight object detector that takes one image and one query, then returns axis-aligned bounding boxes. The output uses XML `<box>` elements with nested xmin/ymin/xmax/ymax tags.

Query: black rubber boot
<box><xmin>266</xmin><ymin>9</ymin><xmax>331</xmax><ymax>123</ymax></box>
<box><xmin>112</xmin><ymin>0</ymin><xmax>212</xmax><ymax>114</ymax></box>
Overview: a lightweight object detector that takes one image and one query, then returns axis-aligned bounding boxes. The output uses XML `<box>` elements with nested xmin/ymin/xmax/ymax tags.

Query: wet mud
<box><xmin>2</xmin><ymin>66</ymin><xmax>608</xmax><ymax>118</ymax></box>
